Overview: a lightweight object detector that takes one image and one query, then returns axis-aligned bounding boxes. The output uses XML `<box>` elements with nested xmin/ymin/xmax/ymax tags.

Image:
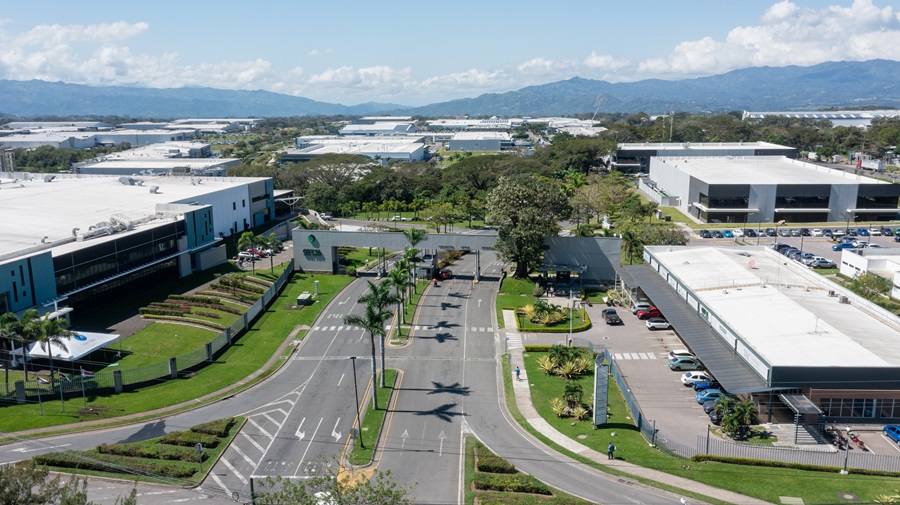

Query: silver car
<box><xmin>646</xmin><ymin>317</ymin><xmax>671</xmax><ymax>330</ymax></box>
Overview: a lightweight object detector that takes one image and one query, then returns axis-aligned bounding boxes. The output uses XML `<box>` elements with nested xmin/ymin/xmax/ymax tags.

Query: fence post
<box><xmin>14</xmin><ymin>381</ymin><xmax>25</xmax><ymax>404</ymax></box>
<box><xmin>225</xmin><ymin>327</ymin><xmax>233</xmax><ymax>346</ymax></box>
<box><xmin>113</xmin><ymin>370</ymin><xmax>123</xmax><ymax>393</ymax></box>
<box><xmin>169</xmin><ymin>358</ymin><xmax>178</xmax><ymax>379</ymax></box>
<box><xmin>206</xmin><ymin>342</ymin><xmax>213</xmax><ymax>363</ymax></box>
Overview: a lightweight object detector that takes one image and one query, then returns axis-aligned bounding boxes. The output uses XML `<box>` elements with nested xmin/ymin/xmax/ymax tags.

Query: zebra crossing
<box><xmin>506</xmin><ymin>333</ymin><xmax>524</xmax><ymax>350</ymax></box>
<box><xmin>612</xmin><ymin>352</ymin><xmax>658</xmax><ymax>360</ymax></box>
<box><xmin>310</xmin><ymin>325</ymin><xmax>494</xmax><ymax>333</ymax></box>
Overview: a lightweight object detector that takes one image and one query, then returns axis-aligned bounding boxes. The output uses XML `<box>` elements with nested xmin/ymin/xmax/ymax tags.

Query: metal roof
<box><xmin>623</xmin><ymin>264</ymin><xmax>768</xmax><ymax>393</ymax></box>
<box><xmin>779</xmin><ymin>393</ymin><xmax>822</xmax><ymax>415</ymax></box>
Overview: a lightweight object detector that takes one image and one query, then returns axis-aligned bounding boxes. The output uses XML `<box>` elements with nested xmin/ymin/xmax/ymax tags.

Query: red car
<box><xmin>438</xmin><ymin>269</ymin><xmax>452</xmax><ymax>279</ymax></box>
<box><xmin>636</xmin><ymin>306</ymin><xmax>662</xmax><ymax>319</ymax></box>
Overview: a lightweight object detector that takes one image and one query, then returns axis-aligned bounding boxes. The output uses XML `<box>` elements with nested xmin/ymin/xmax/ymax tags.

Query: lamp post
<box><xmin>349</xmin><ymin>356</ymin><xmax>365</xmax><ymax>449</ymax></box>
<box><xmin>841</xmin><ymin>426</ymin><xmax>850</xmax><ymax>475</ymax></box>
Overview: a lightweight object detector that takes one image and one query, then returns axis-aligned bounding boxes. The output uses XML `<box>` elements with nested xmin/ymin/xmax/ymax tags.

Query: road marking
<box><xmin>439</xmin><ymin>431</ymin><xmax>447</xmax><ymax>456</ymax></box>
<box><xmin>400</xmin><ymin>429</ymin><xmax>409</xmax><ymax>452</ymax></box>
<box><xmin>337</xmin><ymin>325</ymin><xmax>344</xmax><ymax>331</ymax></box>
<box><xmin>246</xmin><ymin>417</ymin><xmax>274</xmax><ymax>441</ymax></box>
<box><xmin>9</xmin><ymin>443</ymin><xmax>71</xmax><ymax>453</ymax></box>
<box><xmin>232</xmin><ymin>443</ymin><xmax>257</xmax><ymax>466</ymax></box>
<box><xmin>313</xmin><ymin>326</ymin><xmax>320</xmax><ymax>331</ymax></box>
<box><xmin>209</xmin><ymin>473</ymin><xmax>231</xmax><ymax>498</ymax></box>
<box><xmin>295</xmin><ymin>417</ymin><xmax>306</xmax><ymax>440</ymax></box>
<box><xmin>639</xmin><ymin>352</ymin><xmax>656</xmax><ymax>359</ymax></box>
<box><xmin>294</xmin><ymin>417</ymin><xmax>323</xmax><ymax>476</ymax></box>
<box><xmin>338</xmin><ymin>295</ymin><xmax>351</xmax><ymax>305</ymax></box>
<box><xmin>262</xmin><ymin>412</ymin><xmax>282</xmax><ymax>428</ymax></box>
<box><xmin>221</xmin><ymin>457</ymin><xmax>248</xmax><ymax>485</ymax></box>
<box><xmin>240</xmin><ymin>432</ymin><xmax>265</xmax><ymax>453</ymax></box>
<box><xmin>329</xmin><ymin>326</ymin><xmax>337</xmax><ymax>331</ymax></box>
<box><xmin>331</xmin><ymin>418</ymin><xmax>342</xmax><ymax>442</ymax></box>
<box><xmin>337</xmin><ymin>373</ymin><xmax>345</xmax><ymax>387</ymax></box>
<box><xmin>506</xmin><ymin>333</ymin><xmax>523</xmax><ymax>350</ymax></box>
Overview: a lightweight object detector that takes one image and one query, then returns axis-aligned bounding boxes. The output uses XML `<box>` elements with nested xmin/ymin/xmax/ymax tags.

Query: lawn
<box><xmin>519</xmin><ymin>350</ymin><xmax>900</xmax><ymax>504</ymax></box>
<box><xmin>107</xmin><ymin>323</ymin><xmax>218</xmax><ymax>369</ymax></box>
<box><xmin>0</xmin><ymin>273</ymin><xmax>353</xmax><ymax>433</ymax></box>
<box><xmin>347</xmin><ymin>369</ymin><xmax>397</xmax><ymax>466</ymax></box>
<box><xmin>496</xmin><ymin>277</ymin><xmax>540</xmax><ymax>328</ymax></box>
<box><xmin>514</xmin><ymin>308</ymin><xmax>590</xmax><ymax>333</ymax></box>
<box><xmin>339</xmin><ymin>247</ymin><xmax>381</xmax><ymax>270</ymax></box>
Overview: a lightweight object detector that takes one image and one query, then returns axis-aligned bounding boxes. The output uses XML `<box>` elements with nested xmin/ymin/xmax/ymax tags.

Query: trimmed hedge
<box><xmin>475</xmin><ymin>442</ymin><xmax>517</xmax><ymax>474</ymax></box>
<box><xmin>170</xmin><ymin>301</ymin><xmax>242</xmax><ymax>314</ymax></box>
<box><xmin>34</xmin><ymin>452</ymin><xmax>196</xmax><ymax>479</ymax></box>
<box><xmin>524</xmin><ymin>345</ymin><xmax>553</xmax><ymax>352</ymax></box>
<box><xmin>191</xmin><ymin>417</ymin><xmax>236</xmax><ymax>438</ymax></box>
<box><xmin>150</xmin><ymin>302</ymin><xmax>182</xmax><ymax>309</ymax></box>
<box><xmin>139</xmin><ymin>315</ymin><xmax>225</xmax><ymax>331</ymax></box>
<box><xmin>472</xmin><ymin>473</ymin><xmax>552</xmax><ymax>495</ymax></box>
<box><xmin>198</xmin><ymin>290</ymin><xmax>253</xmax><ymax>304</ymax></box>
<box><xmin>159</xmin><ymin>430</ymin><xmax>220</xmax><ymax>448</ymax></box>
<box><xmin>192</xmin><ymin>310</ymin><xmax>221</xmax><ymax>319</ymax></box>
<box><xmin>209</xmin><ymin>284</ymin><xmax>263</xmax><ymax>298</ymax></box>
<box><xmin>97</xmin><ymin>443</ymin><xmax>207</xmax><ymax>462</ymax></box>
<box><xmin>169</xmin><ymin>294</ymin><xmax>222</xmax><ymax>304</ymax></box>
<box><xmin>691</xmin><ymin>454</ymin><xmax>900</xmax><ymax>477</ymax></box>
<box><xmin>139</xmin><ymin>308</ymin><xmax>184</xmax><ymax>317</ymax></box>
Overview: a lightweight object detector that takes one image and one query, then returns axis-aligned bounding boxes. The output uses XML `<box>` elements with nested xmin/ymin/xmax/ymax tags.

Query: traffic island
<box><xmin>347</xmin><ymin>369</ymin><xmax>399</xmax><ymax>466</ymax></box>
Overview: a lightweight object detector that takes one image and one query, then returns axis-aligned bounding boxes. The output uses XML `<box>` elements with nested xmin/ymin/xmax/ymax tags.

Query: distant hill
<box><xmin>0</xmin><ymin>80</ymin><xmax>408</xmax><ymax>118</ymax></box>
<box><xmin>406</xmin><ymin>59</ymin><xmax>900</xmax><ymax>116</ymax></box>
<box><xmin>0</xmin><ymin>60</ymin><xmax>898</xmax><ymax>118</ymax></box>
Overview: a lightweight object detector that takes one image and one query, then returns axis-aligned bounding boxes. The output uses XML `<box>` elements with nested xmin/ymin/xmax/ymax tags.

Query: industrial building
<box><xmin>647</xmin><ymin>155</ymin><xmax>900</xmax><ymax>224</ymax></box>
<box><xmin>743</xmin><ymin>110</ymin><xmax>900</xmax><ymax>128</ymax></box>
<box><xmin>612</xmin><ymin>141</ymin><xmax>796</xmax><ymax>172</ymax></box>
<box><xmin>280</xmin><ymin>136</ymin><xmax>425</xmax><ymax>163</ymax></box>
<box><xmin>425</xmin><ymin>118</ymin><xmax>520</xmax><ymax>131</ymax></box>
<box><xmin>73</xmin><ymin>141</ymin><xmax>239</xmax><ymax>176</ymax></box>
<box><xmin>0</xmin><ymin>172</ymin><xmax>274</xmax><ymax>317</ymax></box>
<box><xmin>447</xmin><ymin>132</ymin><xmax>513</xmax><ymax>152</ymax></box>
<box><xmin>837</xmin><ymin>248</ymin><xmax>900</xmax><ymax>300</ymax></box>
<box><xmin>338</xmin><ymin>123</ymin><xmax>417</xmax><ymax>136</ymax></box>
<box><xmin>625</xmin><ymin>245</ymin><xmax>900</xmax><ymax>423</ymax></box>
<box><xmin>0</xmin><ymin>130</ymin><xmax>194</xmax><ymax>149</ymax></box>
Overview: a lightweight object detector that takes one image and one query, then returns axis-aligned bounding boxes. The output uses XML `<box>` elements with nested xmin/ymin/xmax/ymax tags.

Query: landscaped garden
<box><xmin>34</xmin><ymin>417</ymin><xmax>242</xmax><ymax>485</ymax></box>
<box><xmin>515</xmin><ymin>348</ymin><xmax>900</xmax><ymax>504</ymax></box>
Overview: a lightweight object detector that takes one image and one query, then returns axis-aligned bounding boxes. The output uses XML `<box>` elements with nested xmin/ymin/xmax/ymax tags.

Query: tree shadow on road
<box><xmin>394</xmin><ymin>402</ymin><xmax>466</xmax><ymax>423</ymax></box>
<box><xmin>398</xmin><ymin>381</ymin><xmax>470</xmax><ymax>397</ymax></box>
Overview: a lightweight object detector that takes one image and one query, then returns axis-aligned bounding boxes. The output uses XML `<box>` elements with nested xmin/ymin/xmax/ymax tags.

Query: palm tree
<box><xmin>387</xmin><ymin>261</ymin><xmax>412</xmax><ymax>325</ymax></box>
<box><xmin>402</xmin><ymin>229</ymin><xmax>427</xmax><ymax>292</ymax></box>
<box><xmin>12</xmin><ymin>309</ymin><xmax>42</xmax><ymax>382</ymax></box>
<box><xmin>33</xmin><ymin>315</ymin><xmax>72</xmax><ymax>411</ymax></box>
<box><xmin>344</xmin><ymin>303</ymin><xmax>392</xmax><ymax>410</ymax></box>
<box><xmin>620</xmin><ymin>229</ymin><xmax>643</xmax><ymax>265</ymax></box>
<box><xmin>562</xmin><ymin>381</ymin><xmax>583</xmax><ymax>409</ymax></box>
<box><xmin>237</xmin><ymin>231</ymin><xmax>261</xmax><ymax>273</ymax></box>
<box><xmin>732</xmin><ymin>400</ymin><xmax>759</xmax><ymax>439</ymax></box>
<box><xmin>358</xmin><ymin>280</ymin><xmax>400</xmax><ymax>387</ymax></box>
<box><xmin>0</xmin><ymin>312</ymin><xmax>22</xmax><ymax>394</ymax></box>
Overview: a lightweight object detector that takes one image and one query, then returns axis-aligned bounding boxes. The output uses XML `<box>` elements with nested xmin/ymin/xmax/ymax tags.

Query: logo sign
<box><xmin>307</xmin><ymin>234</ymin><xmax>316</xmax><ymax>244</ymax></box>
<box><xmin>594</xmin><ymin>349</ymin><xmax>609</xmax><ymax>427</ymax></box>
<box><xmin>302</xmin><ymin>249</ymin><xmax>322</xmax><ymax>256</ymax></box>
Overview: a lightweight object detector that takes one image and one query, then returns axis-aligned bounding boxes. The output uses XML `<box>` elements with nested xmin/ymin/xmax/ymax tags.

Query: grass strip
<box><xmin>496</xmin><ymin>278</ymin><xmax>539</xmax><ymax>328</ymax></box>
<box><xmin>348</xmin><ymin>369</ymin><xmax>398</xmax><ymax>466</ymax></box>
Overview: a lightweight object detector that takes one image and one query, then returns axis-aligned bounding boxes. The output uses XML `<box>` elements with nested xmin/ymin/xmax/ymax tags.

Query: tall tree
<box><xmin>33</xmin><ymin>316</ymin><xmax>73</xmax><ymax>386</ymax></box>
<box><xmin>402</xmin><ymin>228</ymin><xmax>427</xmax><ymax>292</ymax></box>
<box><xmin>387</xmin><ymin>260</ymin><xmax>412</xmax><ymax>325</ymax></box>
<box><xmin>357</xmin><ymin>280</ymin><xmax>400</xmax><ymax>388</ymax></box>
<box><xmin>344</xmin><ymin>302</ymin><xmax>392</xmax><ymax>409</ymax></box>
<box><xmin>237</xmin><ymin>232</ymin><xmax>262</xmax><ymax>274</ymax></box>
<box><xmin>486</xmin><ymin>174</ymin><xmax>571</xmax><ymax>278</ymax></box>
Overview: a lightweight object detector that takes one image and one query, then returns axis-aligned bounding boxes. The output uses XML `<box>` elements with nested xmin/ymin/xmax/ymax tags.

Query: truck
<box><xmin>602</xmin><ymin>308</ymin><xmax>622</xmax><ymax>325</ymax></box>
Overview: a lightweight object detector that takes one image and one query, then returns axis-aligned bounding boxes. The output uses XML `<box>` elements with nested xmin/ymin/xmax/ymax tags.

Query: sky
<box><xmin>0</xmin><ymin>0</ymin><xmax>898</xmax><ymax>106</ymax></box>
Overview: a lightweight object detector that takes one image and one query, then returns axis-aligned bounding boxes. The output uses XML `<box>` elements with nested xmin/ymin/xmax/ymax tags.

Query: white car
<box><xmin>811</xmin><ymin>229</ymin><xmax>823</xmax><ymax>237</ymax></box>
<box><xmin>833</xmin><ymin>229</ymin><xmax>846</xmax><ymax>237</ymax></box>
<box><xmin>645</xmin><ymin>317</ymin><xmax>671</xmax><ymax>330</ymax></box>
<box><xmin>632</xmin><ymin>302</ymin><xmax>652</xmax><ymax>314</ymax></box>
<box><xmin>668</xmin><ymin>349</ymin><xmax>694</xmax><ymax>360</ymax></box>
<box><xmin>870</xmin><ymin>228</ymin><xmax>882</xmax><ymax>236</ymax></box>
<box><xmin>681</xmin><ymin>371</ymin><xmax>710</xmax><ymax>386</ymax></box>
<box><xmin>732</xmin><ymin>229</ymin><xmax>744</xmax><ymax>237</ymax></box>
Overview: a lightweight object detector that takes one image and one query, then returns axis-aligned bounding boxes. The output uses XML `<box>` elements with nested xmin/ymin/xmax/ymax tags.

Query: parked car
<box><xmin>692</xmin><ymin>379</ymin><xmax>721</xmax><ymax>391</ymax></box>
<box><xmin>811</xmin><ymin>229</ymin><xmax>823</xmax><ymax>237</ymax></box>
<box><xmin>884</xmin><ymin>425</ymin><xmax>900</xmax><ymax>443</ymax></box>
<box><xmin>870</xmin><ymin>228</ymin><xmax>882</xmax><ymax>236</ymax></box>
<box><xmin>669</xmin><ymin>356</ymin><xmax>703</xmax><ymax>371</ymax></box>
<box><xmin>720</xmin><ymin>230</ymin><xmax>733</xmax><ymax>238</ymax></box>
<box><xmin>713</xmin><ymin>230</ymin><xmax>724</xmax><ymax>238</ymax></box>
<box><xmin>696</xmin><ymin>388</ymin><xmax>726</xmax><ymax>404</ymax></box>
<box><xmin>852</xmin><ymin>240</ymin><xmax>869</xmax><ymax>248</ymax></box>
<box><xmin>867</xmin><ymin>244</ymin><xmax>885</xmax><ymax>249</ymax></box>
<box><xmin>636</xmin><ymin>307</ymin><xmax>662</xmax><ymax>320</ymax></box>
<box><xmin>668</xmin><ymin>349</ymin><xmax>694</xmax><ymax>360</ymax></box>
<box><xmin>778</xmin><ymin>229</ymin><xmax>791</xmax><ymax>237</ymax></box>
<box><xmin>237</xmin><ymin>251</ymin><xmax>257</xmax><ymax>261</ymax></box>
<box><xmin>847</xmin><ymin>229</ymin><xmax>858</xmax><ymax>237</ymax></box>
<box><xmin>857</xmin><ymin>228</ymin><xmax>870</xmax><ymax>236</ymax></box>
<box><xmin>709</xmin><ymin>408</ymin><xmax>724</xmax><ymax>425</ymax></box>
<box><xmin>832</xmin><ymin>228</ymin><xmax>846</xmax><ymax>237</ymax></box>
<box><xmin>790</xmin><ymin>229</ymin><xmax>801</xmax><ymax>237</ymax></box>
<box><xmin>894</xmin><ymin>235</ymin><xmax>900</xmax><ymax>243</ymax></box>
<box><xmin>681</xmin><ymin>371</ymin><xmax>709</xmax><ymax>386</ymax></box>
<box><xmin>803</xmin><ymin>255</ymin><xmax>827</xmax><ymax>266</ymax></box>
<box><xmin>645</xmin><ymin>317</ymin><xmax>671</xmax><ymax>330</ymax></box>
<box><xmin>800</xmin><ymin>228</ymin><xmax>811</xmax><ymax>236</ymax></box>
<box><xmin>602</xmin><ymin>308</ymin><xmax>622</xmax><ymax>325</ymax></box>
<box><xmin>883</xmin><ymin>228</ymin><xmax>894</xmax><ymax>236</ymax></box>
<box><xmin>632</xmin><ymin>302</ymin><xmax>652</xmax><ymax>314</ymax></box>
<box><xmin>765</xmin><ymin>228</ymin><xmax>777</xmax><ymax>237</ymax></box>
<box><xmin>833</xmin><ymin>243</ymin><xmax>856</xmax><ymax>251</ymax></box>
<box><xmin>731</xmin><ymin>229</ymin><xmax>744</xmax><ymax>237</ymax></box>
<box><xmin>823</xmin><ymin>229</ymin><xmax>834</xmax><ymax>237</ymax></box>
<box><xmin>438</xmin><ymin>268</ymin><xmax>452</xmax><ymax>279</ymax></box>
<box><xmin>699</xmin><ymin>229</ymin><xmax>712</xmax><ymax>239</ymax></box>
<box><xmin>702</xmin><ymin>399</ymin><xmax>718</xmax><ymax>413</ymax></box>
<box><xmin>745</xmin><ymin>229</ymin><xmax>757</xmax><ymax>238</ymax></box>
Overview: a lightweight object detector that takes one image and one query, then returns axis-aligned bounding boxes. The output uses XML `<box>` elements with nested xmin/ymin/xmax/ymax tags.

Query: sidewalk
<box><xmin>502</xmin><ymin>310</ymin><xmax>769</xmax><ymax>505</ymax></box>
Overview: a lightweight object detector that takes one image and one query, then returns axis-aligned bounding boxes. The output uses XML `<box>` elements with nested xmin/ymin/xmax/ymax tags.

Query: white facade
<box><xmin>838</xmin><ymin>249</ymin><xmax>900</xmax><ymax>299</ymax></box>
<box><xmin>339</xmin><ymin>123</ymin><xmax>417</xmax><ymax>136</ymax></box>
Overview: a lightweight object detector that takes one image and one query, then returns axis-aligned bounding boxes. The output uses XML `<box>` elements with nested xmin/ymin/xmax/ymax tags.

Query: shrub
<box><xmin>347</xmin><ymin>267</ymin><xmax>357</xmax><ymax>277</ymax></box>
<box><xmin>524</xmin><ymin>345</ymin><xmax>552</xmax><ymax>352</ymax></box>
<box><xmin>97</xmin><ymin>443</ymin><xmax>207</xmax><ymax>462</ymax></box>
<box><xmin>34</xmin><ymin>452</ymin><xmax>196</xmax><ymax>478</ymax></box>
<box><xmin>192</xmin><ymin>310</ymin><xmax>222</xmax><ymax>319</ymax></box>
<box><xmin>159</xmin><ymin>430</ymin><xmax>220</xmax><ymax>448</ymax></box>
<box><xmin>691</xmin><ymin>454</ymin><xmax>900</xmax><ymax>476</ymax></box>
<box><xmin>149</xmin><ymin>302</ymin><xmax>182</xmax><ymax>309</ymax></box>
<box><xmin>169</xmin><ymin>294</ymin><xmax>222</xmax><ymax>304</ymax></box>
<box><xmin>139</xmin><ymin>308</ymin><xmax>183</xmax><ymax>317</ymax></box>
<box><xmin>531</xmin><ymin>284</ymin><xmax>544</xmax><ymax>297</ymax></box>
<box><xmin>472</xmin><ymin>473</ymin><xmax>552</xmax><ymax>495</ymax></box>
<box><xmin>191</xmin><ymin>417</ymin><xmax>236</xmax><ymax>437</ymax></box>
<box><xmin>474</xmin><ymin>442</ymin><xmax>517</xmax><ymax>474</ymax></box>
<box><xmin>139</xmin><ymin>315</ymin><xmax>226</xmax><ymax>331</ymax></box>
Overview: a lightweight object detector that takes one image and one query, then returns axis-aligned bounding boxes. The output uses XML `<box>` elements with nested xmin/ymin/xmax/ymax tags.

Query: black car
<box><xmin>847</xmin><ymin>229</ymin><xmax>858</xmax><ymax>237</ymax></box>
<box><xmin>745</xmin><ymin>229</ymin><xmax>757</xmax><ymax>238</ymax></box>
<box><xmin>800</xmin><ymin>228</ymin><xmax>811</xmax><ymax>236</ymax></box>
<box><xmin>765</xmin><ymin>228</ymin><xmax>777</xmax><ymax>237</ymax></box>
<box><xmin>713</xmin><ymin>230</ymin><xmax>724</xmax><ymax>238</ymax></box>
<box><xmin>884</xmin><ymin>228</ymin><xmax>894</xmax><ymax>236</ymax></box>
<box><xmin>602</xmin><ymin>308</ymin><xmax>622</xmax><ymax>325</ymax></box>
<box><xmin>823</xmin><ymin>229</ymin><xmax>833</xmax><ymax>237</ymax></box>
<box><xmin>699</xmin><ymin>229</ymin><xmax>712</xmax><ymax>238</ymax></box>
<box><xmin>894</xmin><ymin>235</ymin><xmax>900</xmax><ymax>243</ymax></box>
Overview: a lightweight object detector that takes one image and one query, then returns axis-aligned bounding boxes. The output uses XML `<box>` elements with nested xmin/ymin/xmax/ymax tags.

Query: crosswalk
<box><xmin>312</xmin><ymin>325</ymin><xmax>495</xmax><ymax>333</ymax></box>
<box><xmin>612</xmin><ymin>352</ymin><xmax>658</xmax><ymax>360</ymax></box>
<box><xmin>506</xmin><ymin>333</ymin><xmax>523</xmax><ymax>350</ymax></box>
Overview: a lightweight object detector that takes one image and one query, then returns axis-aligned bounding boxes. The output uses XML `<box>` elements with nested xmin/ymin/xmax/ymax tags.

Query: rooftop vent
<box><xmin>43</xmin><ymin>175</ymin><xmax>55</xmax><ymax>183</ymax></box>
<box><xmin>149</xmin><ymin>186</ymin><xmax>160</xmax><ymax>194</ymax></box>
<box><xmin>118</xmin><ymin>176</ymin><xmax>134</xmax><ymax>186</ymax></box>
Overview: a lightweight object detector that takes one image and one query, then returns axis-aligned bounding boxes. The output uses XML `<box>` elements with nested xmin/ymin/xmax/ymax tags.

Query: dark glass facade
<box><xmin>707</xmin><ymin>185</ymin><xmax>750</xmax><ymax>209</ymax></box>
<box><xmin>775</xmin><ymin>185</ymin><xmax>830</xmax><ymax>208</ymax></box>
<box><xmin>67</xmin><ymin>259</ymin><xmax>178</xmax><ymax>314</ymax></box>
<box><xmin>856</xmin><ymin>185</ymin><xmax>900</xmax><ymax>209</ymax></box>
<box><xmin>53</xmin><ymin>222</ymin><xmax>184</xmax><ymax>295</ymax></box>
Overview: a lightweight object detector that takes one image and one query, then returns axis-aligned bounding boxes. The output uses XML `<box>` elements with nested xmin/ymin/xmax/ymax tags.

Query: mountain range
<box><xmin>0</xmin><ymin>59</ymin><xmax>898</xmax><ymax>118</ymax></box>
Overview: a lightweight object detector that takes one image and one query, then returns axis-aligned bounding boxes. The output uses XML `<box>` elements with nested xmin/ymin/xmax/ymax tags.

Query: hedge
<box><xmin>198</xmin><ymin>290</ymin><xmax>254</xmax><ymax>304</ymax></box>
<box><xmin>150</xmin><ymin>302</ymin><xmax>182</xmax><ymax>309</ymax></box>
<box><xmin>97</xmin><ymin>443</ymin><xmax>207</xmax><ymax>462</ymax></box>
<box><xmin>192</xmin><ymin>310</ymin><xmax>221</xmax><ymax>319</ymax></box>
<box><xmin>514</xmin><ymin>311</ymin><xmax>592</xmax><ymax>334</ymax></box>
<box><xmin>139</xmin><ymin>315</ymin><xmax>226</xmax><ymax>331</ymax></box>
<box><xmin>475</xmin><ymin>442</ymin><xmax>518</xmax><ymax>474</ymax></box>
<box><xmin>159</xmin><ymin>430</ymin><xmax>220</xmax><ymax>448</ymax></box>
<box><xmin>170</xmin><ymin>300</ymin><xmax>242</xmax><ymax>314</ymax></box>
<box><xmin>472</xmin><ymin>473</ymin><xmax>552</xmax><ymax>495</ymax></box>
<box><xmin>191</xmin><ymin>417</ymin><xmax>236</xmax><ymax>437</ymax></box>
<box><xmin>138</xmin><ymin>308</ymin><xmax>184</xmax><ymax>317</ymax></box>
<box><xmin>208</xmin><ymin>284</ymin><xmax>263</xmax><ymax>298</ymax></box>
<box><xmin>34</xmin><ymin>452</ymin><xmax>196</xmax><ymax>478</ymax></box>
<box><xmin>169</xmin><ymin>294</ymin><xmax>222</xmax><ymax>304</ymax></box>
<box><xmin>691</xmin><ymin>454</ymin><xmax>900</xmax><ymax>477</ymax></box>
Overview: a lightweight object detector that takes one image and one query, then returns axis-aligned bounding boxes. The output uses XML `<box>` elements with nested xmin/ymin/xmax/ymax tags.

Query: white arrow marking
<box><xmin>10</xmin><ymin>443</ymin><xmax>71</xmax><ymax>453</ymax></box>
<box><xmin>331</xmin><ymin>418</ymin><xmax>342</xmax><ymax>442</ymax></box>
<box><xmin>439</xmin><ymin>431</ymin><xmax>447</xmax><ymax>456</ymax></box>
<box><xmin>338</xmin><ymin>296</ymin><xmax>351</xmax><ymax>305</ymax></box>
<box><xmin>400</xmin><ymin>429</ymin><xmax>410</xmax><ymax>452</ymax></box>
<box><xmin>477</xmin><ymin>299</ymin><xmax>482</xmax><ymax>308</ymax></box>
<box><xmin>295</xmin><ymin>417</ymin><xmax>306</xmax><ymax>440</ymax></box>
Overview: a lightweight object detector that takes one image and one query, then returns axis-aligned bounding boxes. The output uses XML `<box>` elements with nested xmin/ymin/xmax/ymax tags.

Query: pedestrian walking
<box><xmin>607</xmin><ymin>442</ymin><xmax>616</xmax><ymax>459</ymax></box>
<box><xmin>514</xmin><ymin>366</ymin><xmax>521</xmax><ymax>381</ymax></box>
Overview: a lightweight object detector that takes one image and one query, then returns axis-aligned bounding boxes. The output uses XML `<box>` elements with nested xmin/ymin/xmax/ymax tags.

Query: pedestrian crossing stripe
<box><xmin>612</xmin><ymin>352</ymin><xmax>657</xmax><ymax>360</ymax></box>
<box><xmin>507</xmin><ymin>334</ymin><xmax>523</xmax><ymax>350</ymax></box>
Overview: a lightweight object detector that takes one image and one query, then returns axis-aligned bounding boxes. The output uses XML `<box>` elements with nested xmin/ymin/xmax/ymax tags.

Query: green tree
<box><xmin>849</xmin><ymin>272</ymin><xmax>892</xmax><ymax>301</ymax></box>
<box><xmin>402</xmin><ymin>229</ymin><xmax>427</xmax><ymax>292</ymax></box>
<box><xmin>562</xmin><ymin>380</ymin><xmax>583</xmax><ymax>409</ymax></box>
<box><xmin>32</xmin><ymin>315</ymin><xmax>73</xmax><ymax>387</ymax></box>
<box><xmin>256</xmin><ymin>468</ymin><xmax>412</xmax><ymax>505</ymax></box>
<box><xmin>237</xmin><ymin>231</ymin><xmax>263</xmax><ymax>274</ymax></box>
<box><xmin>344</xmin><ymin>301</ymin><xmax>392</xmax><ymax>410</ymax></box>
<box><xmin>730</xmin><ymin>400</ymin><xmax>759</xmax><ymax>439</ymax></box>
<box><xmin>486</xmin><ymin>174</ymin><xmax>571</xmax><ymax>278</ymax></box>
<box><xmin>387</xmin><ymin>260</ymin><xmax>413</xmax><ymax>325</ymax></box>
<box><xmin>620</xmin><ymin>230</ymin><xmax>643</xmax><ymax>265</ymax></box>
<box><xmin>349</xmin><ymin>280</ymin><xmax>400</xmax><ymax>390</ymax></box>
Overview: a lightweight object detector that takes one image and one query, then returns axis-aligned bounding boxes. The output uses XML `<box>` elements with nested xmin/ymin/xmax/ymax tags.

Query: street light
<box><xmin>841</xmin><ymin>425</ymin><xmax>850</xmax><ymax>475</ymax></box>
<box><xmin>349</xmin><ymin>356</ymin><xmax>365</xmax><ymax>449</ymax></box>
<box><xmin>568</xmin><ymin>292</ymin><xmax>576</xmax><ymax>347</ymax></box>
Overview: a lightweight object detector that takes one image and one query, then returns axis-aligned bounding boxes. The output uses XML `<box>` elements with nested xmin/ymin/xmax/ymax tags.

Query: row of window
<box><xmin>819</xmin><ymin>398</ymin><xmax>900</xmax><ymax>419</ymax></box>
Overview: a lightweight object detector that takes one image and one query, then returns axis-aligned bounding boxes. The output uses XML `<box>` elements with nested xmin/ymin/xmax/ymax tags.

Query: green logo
<box><xmin>307</xmin><ymin>234</ymin><xmax>316</xmax><ymax>244</ymax></box>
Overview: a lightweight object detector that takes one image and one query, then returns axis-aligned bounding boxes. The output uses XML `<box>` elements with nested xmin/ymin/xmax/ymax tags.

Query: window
<box><xmin>233</xmin><ymin>202</ymin><xmax>236</xmax><ymax>211</ymax></box>
<box><xmin>242</xmin><ymin>199</ymin><xmax>246</xmax><ymax>208</ymax></box>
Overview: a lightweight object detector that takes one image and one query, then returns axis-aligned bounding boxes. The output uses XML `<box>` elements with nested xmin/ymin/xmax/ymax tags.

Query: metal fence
<box><xmin>4</xmin><ymin>259</ymin><xmax>295</xmax><ymax>404</ymax></box>
<box><xmin>605</xmin><ymin>351</ymin><xmax>900</xmax><ymax>473</ymax></box>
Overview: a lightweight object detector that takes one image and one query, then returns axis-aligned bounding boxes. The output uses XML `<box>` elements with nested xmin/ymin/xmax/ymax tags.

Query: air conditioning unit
<box><xmin>828</xmin><ymin>290</ymin><xmax>836</xmax><ymax>296</ymax></box>
<box><xmin>839</xmin><ymin>296</ymin><xmax>850</xmax><ymax>304</ymax></box>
